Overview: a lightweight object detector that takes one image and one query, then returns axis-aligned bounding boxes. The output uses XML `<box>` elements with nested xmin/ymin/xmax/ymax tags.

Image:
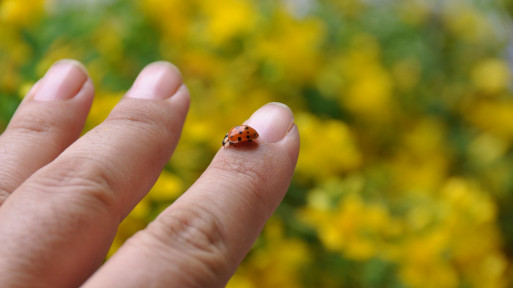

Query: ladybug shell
<box><xmin>223</xmin><ymin>125</ymin><xmax>259</xmax><ymax>146</ymax></box>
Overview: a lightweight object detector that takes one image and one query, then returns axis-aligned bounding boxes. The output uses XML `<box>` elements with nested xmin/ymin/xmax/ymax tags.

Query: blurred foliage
<box><xmin>2</xmin><ymin>0</ymin><xmax>513</xmax><ymax>287</ymax></box>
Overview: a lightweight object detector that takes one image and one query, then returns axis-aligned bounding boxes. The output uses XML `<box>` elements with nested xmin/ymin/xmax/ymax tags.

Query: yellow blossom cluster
<box><xmin>2</xmin><ymin>0</ymin><xmax>513</xmax><ymax>287</ymax></box>
<box><xmin>302</xmin><ymin>178</ymin><xmax>508</xmax><ymax>287</ymax></box>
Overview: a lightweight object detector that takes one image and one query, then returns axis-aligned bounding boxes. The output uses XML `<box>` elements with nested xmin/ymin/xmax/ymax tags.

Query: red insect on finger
<box><xmin>222</xmin><ymin>125</ymin><xmax>259</xmax><ymax>148</ymax></box>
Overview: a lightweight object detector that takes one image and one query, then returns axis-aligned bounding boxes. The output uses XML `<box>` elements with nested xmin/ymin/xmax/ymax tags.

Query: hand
<box><xmin>0</xmin><ymin>60</ymin><xmax>300</xmax><ymax>287</ymax></box>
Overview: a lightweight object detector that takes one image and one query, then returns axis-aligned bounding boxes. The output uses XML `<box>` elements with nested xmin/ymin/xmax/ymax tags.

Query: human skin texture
<box><xmin>0</xmin><ymin>60</ymin><xmax>300</xmax><ymax>288</ymax></box>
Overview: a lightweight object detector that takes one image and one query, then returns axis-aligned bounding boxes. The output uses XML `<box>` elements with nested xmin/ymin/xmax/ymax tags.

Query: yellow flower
<box><xmin>140</xmin><ymin>0</ymin><xmax>190</xmax><ymax>40</ymax></box>
<box><xmin>467</xmin><ymin>133</ymin><xmax>508</xmax><ymax>166</ymax></box>
<box><xmin>295</xmin><ymin>113</ymin><xmax>362</xmax><ymax>182</ymax></box>
<box><xmin>200</xmin><ymin>0</ymin><xmax>256</xmax><ymax>45</ymax></box>
<box><xmin>92</xmin><ymin>24</ymin><xmax>124</xmax><ymax>64</ymax></box>
<box><xmin>390</xmin><ymin>118</ymin><xmax>449</xmax><ymax>192</ymax></box>
<box><xmin>0</xmin><ymin>27</ymin><xmax>32</xmax><ymax>92</ymax></box>
<box><xmin>471</xmin><ymin>58</ymin><xmax>510</xmax><ymax>95</ymax></box>
<box><xmin>84</xmin><ymin>91</ymin><xmax>124</xmax><ymax>131</ymax></box>
<box><xmin>228</xmin><ymin>219</ymin><xmax>310</xmax><ymax>288</ymax></box>
<box><xmin>399</xmin><ymin>231</ymin><xmax>458</xmax><ymax>288</ymax></box>
<box><xmin>466</xmin><ymin>99</ymin><xmax>513</xmax><ymax>141</ymax></box>
<box><xmin>332</xmin><ymin>194</ymin><xmax>392</xmax><ymax>260</ymax></box>
<box><xmin>344</xmin><ymin>66</ymin><xmax>393</xmax><ymax>118</ymax></box>
<box><xmin>302</xmin><ymin>179</ymin><xmax>396</xmax><ymax>261</ymax></box>
<box><xmin>340</xmin><ymin>35</ymin><xmax>395</xmax><ymax>120</ymax></box>
<box><xmin>254</xmin><ymin>10</ymin><xmax>325</xmax><ymax>83</ymax></box>
<box><xmin>148</xmin><ymin>170</ymin><xmax>183</xmax><ymax>201</ymax></box>
<box><xmin>0</xmin><ymin>0</ymin><xmax>44</xmax><ymax>28</ymax></box>
<box><xmin>396</xmin><ymin>178</ymin><xmax>507</xmax><ymax>288</ymax></box>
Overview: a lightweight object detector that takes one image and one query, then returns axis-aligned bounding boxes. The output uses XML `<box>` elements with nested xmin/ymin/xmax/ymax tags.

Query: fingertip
<box><xmin>239</xmin><ymin>102</ymin><xmax>299</xmax><ymax>168</ymax></box>
<box><xmin>245</xmin><ymin>102</ymin><xmax>295</xmax><ymax>143</ymax></box>
<box><xmin>57</xmin><ymin>59</ymin><xmax>90</xmax><ymax>76</ymax></box>
<box><xmin>33</xmin><ymin>60</ymin><xmax>90</xmax><ymax>102</ymax></box>
<box><xmin>126</xmin><ymin>61</ymin><xmax>184</xmax><ymax>100</ymax></box>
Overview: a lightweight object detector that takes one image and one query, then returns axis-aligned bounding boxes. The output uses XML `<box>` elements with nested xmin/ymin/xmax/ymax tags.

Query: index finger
<box><xmin>84</xmin><ymin>103</ymin><xmax>300</xmax><ymax>288</ymax></box>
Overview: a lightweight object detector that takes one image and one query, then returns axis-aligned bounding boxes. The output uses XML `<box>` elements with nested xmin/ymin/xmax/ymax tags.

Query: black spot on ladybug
<box><xmin>239</xmin><ymin>131</ymin><xmax>242</xmax><ymax>134</ymax></box>
<box><xmin>238</xmin><ymin>137</ymin><xmax>242</xmax><ymax>141</ymax></box>
<box><xmin>246</xmin><ymin>135</ymin><xmax>251</xmax><ymax>139</ymax></box>
<box><xmin>245</xmin><ymin>126</ymin><xmax>249</xmax><ymax>129</ymax></box>
<box><xmin>246</xmin><ymin>130</ymin><xmax>250</xmax><ymax>134</ymax></box>
<box><xmin>249</xmin><ymin>139</ymin><xmax>252</xmax><ymax>142</ymax></box>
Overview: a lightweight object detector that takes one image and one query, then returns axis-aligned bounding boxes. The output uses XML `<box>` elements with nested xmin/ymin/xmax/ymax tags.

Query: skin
<box><xmin>0</xmin><ymin>60</ymin><xmax>300</xmax><ymax>288</ymax></box>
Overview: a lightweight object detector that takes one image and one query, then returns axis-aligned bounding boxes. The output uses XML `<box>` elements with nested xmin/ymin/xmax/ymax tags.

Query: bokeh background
<box><xmin>2</xmin><ymin>0</ymin><xmax>513</xmax><ymax>287</ymax></box>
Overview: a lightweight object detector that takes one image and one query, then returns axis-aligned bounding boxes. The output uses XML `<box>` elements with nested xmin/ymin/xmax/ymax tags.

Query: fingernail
<box><xmin>126</xmin><ymin>62</ymin><xmax>183</xmax><ymax>99</ymax></box>
<box><xmin>246</xmin><ymin>102</ymin><xmax>295</xmax><ymax>143</ymax></box>
<box><xmin>34</xmin><ymin>60</ymin><xmax>88</xmax><ymax>101</ymax></box>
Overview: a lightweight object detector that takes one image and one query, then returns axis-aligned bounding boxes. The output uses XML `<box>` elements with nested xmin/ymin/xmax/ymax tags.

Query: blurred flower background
<box><xmin>2</xmin><ymin>0</ymin><xmax>513</xmax><ymax>287</ymax></box>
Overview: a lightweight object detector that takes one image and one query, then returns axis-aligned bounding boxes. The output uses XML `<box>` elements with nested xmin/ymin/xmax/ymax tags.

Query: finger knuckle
<box><xmin>29</xmin><ymin>156</ymin><xmax>119</xmax><ymax>217</ymax></box>
<box><xmin>144</xmin><ymin>205</ymin><xmax>230</xmax><ymax>279</ymax></box>
<box><xmin>149</xmin><ymin>205</ymin><xmax>227</xmax><ymax>254</ymax></box>
<box><xmin>9</xmin><ymin>109</ymin><xmax>55</xmax><ymax>136</ymax></box>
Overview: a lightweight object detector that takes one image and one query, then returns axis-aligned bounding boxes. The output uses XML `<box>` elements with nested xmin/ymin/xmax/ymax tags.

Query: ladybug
<box><xmin>222</xmin><ymin>125</ymin><xmax>259</xmax><ymax>147</ymax></box>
